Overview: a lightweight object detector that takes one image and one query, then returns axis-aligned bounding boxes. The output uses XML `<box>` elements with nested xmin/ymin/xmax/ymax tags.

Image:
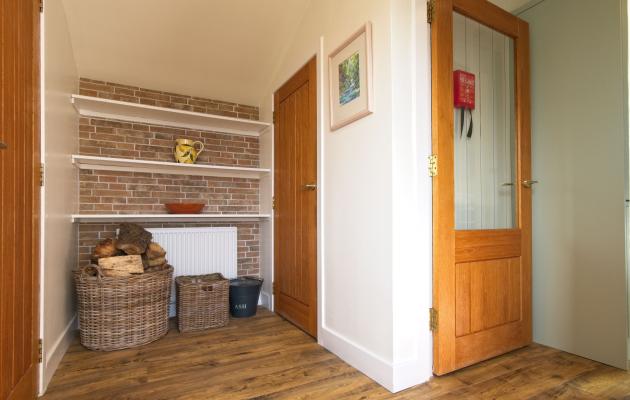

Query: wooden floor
<box><xmin>42</xmin><ymin>309</ymin><xmax>630</xmax><ymax>400</ymax></box>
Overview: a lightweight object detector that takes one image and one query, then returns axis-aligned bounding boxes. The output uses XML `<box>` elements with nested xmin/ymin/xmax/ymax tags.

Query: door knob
<box><xmin>303</xmin><ymin>184</ymin><xmax>317</xmax><ymax>191</ymax></box>
<box><xmin>522</xmin><ymin>180</ymin><xmax>539</xmax><ymax>188</ymax></box>
<box><xmin>0</xmin><ymin>141</ymin><xmax>6</xmax><ymax>150</ymax></box>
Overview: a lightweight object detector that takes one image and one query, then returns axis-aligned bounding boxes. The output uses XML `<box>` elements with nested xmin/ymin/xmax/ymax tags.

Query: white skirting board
<box><xmin>259</xmin><ymin>291</ymin><xmax>271</xmax><ymax>308</ymax></box>
<box><xmin>40</xmin><ymin>315</ymin><xmax>77</xmax><ymax>395</ymax></box>
<box><xmin>319</xmin><ymin>326</ymin><xmax>394</xmax><ymax>390</ymax></box>
<box><xmin>319</xmin><ymin>326</ymin><xmax>432</xmax><ymax>393</ymax></box>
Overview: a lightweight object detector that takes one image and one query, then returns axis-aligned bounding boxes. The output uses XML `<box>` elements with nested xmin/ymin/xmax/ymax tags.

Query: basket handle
<box><xmin>79</xmin><ymin>264</ymin><xmax>104</xmax><ymax>281</ymax></box>
<box><xmin>201</xmin><ymin>285</ymin><xmax>213</xmax><ymax>292</ymax></box>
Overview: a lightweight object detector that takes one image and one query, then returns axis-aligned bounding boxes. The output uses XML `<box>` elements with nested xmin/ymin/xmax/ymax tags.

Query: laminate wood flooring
<box><xmin>41</xmin><ymin>309</ymin><xmax>630</xmax><ymax>399</ymax></box>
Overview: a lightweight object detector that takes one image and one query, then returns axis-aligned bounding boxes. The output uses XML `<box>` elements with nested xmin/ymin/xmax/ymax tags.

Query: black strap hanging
<box><xmin>460</xmin><ymin>108</ymin><xmax>473</xmax><ymax>139</ymax></box>
<box><xmin>466</xmin><ymin>109</ymin><xmax>473</xmax><ymax>138</ymax></box>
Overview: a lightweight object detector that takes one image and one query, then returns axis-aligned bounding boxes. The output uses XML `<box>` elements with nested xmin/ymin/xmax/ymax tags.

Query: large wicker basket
<box><xmin>73</xmin><ymin>265</ymin><xmax>173</xmax><ymax>351</ymax></box>
<box><xmin>176</xmin><ymin>273</ymin><xmax>229</xmax><ymax>332</ymax></box>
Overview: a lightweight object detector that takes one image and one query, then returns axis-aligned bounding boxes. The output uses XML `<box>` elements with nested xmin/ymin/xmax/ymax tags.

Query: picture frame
<box><xmin>328</xmin><ymin>22</ymin><xmax>373</xmax><ymax>131</ymax></box>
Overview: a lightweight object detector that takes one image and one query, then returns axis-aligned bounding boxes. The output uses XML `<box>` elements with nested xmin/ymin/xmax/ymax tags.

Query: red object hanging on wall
<box><xmin>453</xmin><ymin>70</ymin><xmax>475</xmax><ymax>109</ymax></box>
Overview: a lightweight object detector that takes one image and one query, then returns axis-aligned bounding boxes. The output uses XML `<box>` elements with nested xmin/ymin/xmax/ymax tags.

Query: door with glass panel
<box><xmin>431</xmin><ymin>0</ymin><xmax>533</xmax><ymax>375</ymax></box>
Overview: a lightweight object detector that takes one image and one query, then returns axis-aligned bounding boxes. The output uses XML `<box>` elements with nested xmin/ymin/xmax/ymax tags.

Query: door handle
<box><xmin>522</xmin><ymin>180</ymin><xmax>539</xmax><ymax>188</ymax></box>
<box><xmin>0</xmin><ymin>140</ymin><xmax>6</xmax><ymax>150</ymax></box>
<box><xmin>303</xmin><ymin>183</ymin><xmax>317</xmax><ymax>191</ymax></box>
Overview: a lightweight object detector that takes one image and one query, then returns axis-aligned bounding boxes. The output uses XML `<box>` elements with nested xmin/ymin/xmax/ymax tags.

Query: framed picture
<box><xmin>328</xmin><ymin>22</ymin><xmax>373</xmax><ymax>131</ymax></box>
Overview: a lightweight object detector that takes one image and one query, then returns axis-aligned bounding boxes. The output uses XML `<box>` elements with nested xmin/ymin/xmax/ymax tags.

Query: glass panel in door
<box><xmin>453</xmin><ymin>12</ymin><xmax>516</xmax><ymax>230</ymax></box>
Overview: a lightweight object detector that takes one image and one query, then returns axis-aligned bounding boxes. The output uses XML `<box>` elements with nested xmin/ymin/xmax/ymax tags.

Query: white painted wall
<box><xmin>259</xmin><ymin>124</ymin><xmax>274</xmax><ymax>309</ymax></box>
<box><xmin>390</xmin><ymin>0</ymin><xmax>433</xmax><ymax>389</ymax></box>
<box><xmin>453</xmin><ymin>13</ymin><xmax>516</xmax><ymax>230</ymax></box>
<box><xmin>520</xmin><ymin>0</ymin><xmax>628</xmax><ymax>369</ymax></box>
<box><xmin>261</xmin><ymin>0</ymin><xmax>433</xmax><ymax>392</ymax></box>
<box><xmin>41</xmin><ymin>0</ymin><xmax>79</xmax><ymax>393</ymax></box>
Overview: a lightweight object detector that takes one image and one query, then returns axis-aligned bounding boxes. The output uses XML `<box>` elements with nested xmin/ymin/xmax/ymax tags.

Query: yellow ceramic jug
<box><xmin>174</xmin><ymin>138</ymin><xmax>204</xmax><ymax>164</ymax></box>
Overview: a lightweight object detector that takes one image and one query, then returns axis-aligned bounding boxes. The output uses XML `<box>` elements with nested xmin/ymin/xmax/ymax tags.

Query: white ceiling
<box><xmin>62</xmin><ymin>0</ymin><xmax>531</xmax><ymax>108</ymax></box>
<box><xmin>62</xmin><ymin>0</ymin><xmax>311</xmax><ymax>107</ymax></box>
<box><xmin>489</xmin><ymin>0</ymin><xmax>534</xmax><ymax>12</ymax></box>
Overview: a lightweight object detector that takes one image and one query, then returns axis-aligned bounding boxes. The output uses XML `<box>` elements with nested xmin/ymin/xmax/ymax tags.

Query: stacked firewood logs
<box><xmin>90</xmin><ymin>223</ymin><xmax>168</xmax><ymax>277</ymax></box>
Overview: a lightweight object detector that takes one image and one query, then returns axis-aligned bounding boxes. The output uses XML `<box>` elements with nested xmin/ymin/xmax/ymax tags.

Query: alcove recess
<box><xmin>74</xmin><ymin>78</ymin><xmax>272</xmax><ymax>277</ymax></box>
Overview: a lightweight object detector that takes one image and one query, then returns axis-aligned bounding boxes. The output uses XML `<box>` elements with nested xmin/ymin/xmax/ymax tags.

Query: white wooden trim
<box><xmin>319</xmin><ymin>325</ymin><xmax>393</xmax><ymax>391</ymax></box>
<box><xmin>42</xmin><ymin>315</ymin><xmax>76</xmax><ymax>394</ymax></box>
<box><xmin>71</xmin><ymin>95</ymin><xmax>270</xmax><ymax>136</ymax></box>
<box><xmin>72</xmin><ymin>155</ymin><xmax>270</xmax><ymax>179</ymax></box>
<box><xmin>71</xmin><ymin>214</ymin><xmax>271</xmax><ymax>223</ymax></box>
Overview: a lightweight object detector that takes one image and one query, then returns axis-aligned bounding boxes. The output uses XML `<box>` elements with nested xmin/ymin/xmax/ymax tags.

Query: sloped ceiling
<box><xmin>62</xmin><ymin>0</ymin><xmax>530</xmax><ymax>107</ymax></box>
<box><xmin>62</xmin><ymin>0</ymin><xmax>311</xmax><ymax>107</ymax></box>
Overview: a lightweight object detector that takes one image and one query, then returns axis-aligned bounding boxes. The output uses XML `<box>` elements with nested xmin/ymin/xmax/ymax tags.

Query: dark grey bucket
<box><xmin>229</xmin><ymin>277</ymin><xmax>263</xmax><ymax>318</ymax></box>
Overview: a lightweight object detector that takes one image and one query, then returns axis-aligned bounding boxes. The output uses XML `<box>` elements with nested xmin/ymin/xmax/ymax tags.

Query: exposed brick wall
<box><xmin>79</xmin><ymin>170</ymin><xmax>259</xmax><ymax>214</ymax></box>
<box><xmin>77</xmin><ymin>80</ymin><xmax>264</xmax><ymax>277</ymax></box>
<box><xmin>79</xmin><ymin>222</ymin><xmax>260</xmax><ymax>276</ymax></box>
<box><xmin>79</xmin><ymin>117</ymin><xmax>260</xmax><ymax>168</ymax></box>
<box><xmin>79</xmin><ymin>78</ymin><xmax>260</xmax><ymax>120</ymax></box>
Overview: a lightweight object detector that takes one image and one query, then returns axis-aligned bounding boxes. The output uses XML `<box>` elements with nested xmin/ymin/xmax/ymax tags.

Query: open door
<box><xmin>431</xmin><ymin>0</ymin><xmax>532</xmax><ymax>375</ymax></box>
<box><xmin>0</xmin><ymin>0</ymin><xmax>41</xmax><ymax>398</ymax></box>
<box><xmin>273</xmin><ymin>57</ymin><xmax>318</xmax><ymax>337</ymax></box>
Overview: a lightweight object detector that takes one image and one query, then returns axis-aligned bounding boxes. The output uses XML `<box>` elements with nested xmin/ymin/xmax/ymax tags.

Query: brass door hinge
<box><xmin>38</xmin><ymin>338</ymin><xmax>43</xmax><ymax>363</ymax></box>
<box><xmin>428</xmin><ymin>154</ymin><xmax>438</xmax><ymax>177</ymax></box>
<box><xmin>272</xmin><ymin>281</ymin><xmax>276</xmax><ymax>295</ymax></box>
<box><xmin>429</xmin><ymin>308</ymin><xmax>438</xmax><ymax>331</ymax></box>
<box><xmin>39</xmin><ymin>163</ymin><xmax>44</xmax><ymax>186</ymax></box>
<box><xmin>39</xmin><ymin>0</ymin><xmax>44</xmax><ymax>13</ymax></box>
<box><xmin>273</xmin><ymin>111</ymin><xmax>276</xmax><ymax>124</ymax></box>
<box><xmin>272</xmin><ymin>196</ymin><xmax>276</xmax><ymax>210</ymax></box>
<box><xmin>427</xmin><ymin>0</ymin><xmax>435</xmax><ymax>24</ymax></box>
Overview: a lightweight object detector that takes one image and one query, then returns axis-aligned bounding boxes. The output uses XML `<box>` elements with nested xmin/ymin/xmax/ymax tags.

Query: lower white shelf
<box><xmin>71</xmin><ymin>214</ymin><xmax>271</xmax><ymax>223</ymax></box>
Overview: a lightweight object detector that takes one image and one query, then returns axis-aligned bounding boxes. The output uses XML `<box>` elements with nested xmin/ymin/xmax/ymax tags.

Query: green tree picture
<box><xmin>339</xmin><ymin>52</ymin><xmax>360</xmax><ymax>105</ymax></box>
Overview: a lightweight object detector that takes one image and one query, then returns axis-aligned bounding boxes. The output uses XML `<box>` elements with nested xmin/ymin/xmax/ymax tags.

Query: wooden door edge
<box><xmin>431</xmin><ymin>0</ymin><xmax>456</xmax><ymax>376</ymax></box>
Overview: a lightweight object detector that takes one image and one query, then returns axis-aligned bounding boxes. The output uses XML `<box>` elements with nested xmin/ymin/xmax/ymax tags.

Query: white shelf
<box><xmin>71</xmin><ymin>214</ymin><xmax>271</xmax><ymax>223</ymax></box>
<box><xmin>72</xmin><ymin>155</ymin><xmax>270</xmax><ymax>179</ymax></box>
<box><xmin>71</xmin><ymin>95</ymin><xmax>271</xmax><ymax>136</ymax></box>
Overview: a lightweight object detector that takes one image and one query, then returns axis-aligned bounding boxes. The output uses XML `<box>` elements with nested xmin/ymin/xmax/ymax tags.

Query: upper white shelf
<box><xmin>72</xmin><ymin>155</ymin><xmax>270</xmax><ymax>179</ymax></box>
<box><xmin>71</xmin><ymin>95</ymin><xmax>271</xmax><ymax>137</ymax></box>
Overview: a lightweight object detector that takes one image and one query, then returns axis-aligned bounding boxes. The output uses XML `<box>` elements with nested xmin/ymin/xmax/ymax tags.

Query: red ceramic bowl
<box><xmin>164</xmin><ymin>203</ymin><xmax>205</xmax><ymax>214</ymax></box>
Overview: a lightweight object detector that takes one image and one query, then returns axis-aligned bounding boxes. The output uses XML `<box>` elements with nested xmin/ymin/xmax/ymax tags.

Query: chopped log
<box><xmin>116</xmin><ymin>223</ymin><xmax>152</xmax><ymax>255</ymax></box>
<box><xmin>101</xmin><ymin>269</ymin><xmax>132</xmax><ymax>278</ymax></box>
<box><xmin>146</xmin><ymin>256</ymin><xmax>166</xmax><ymax>267</ymax></box>
<box><xmin>145</xmin><ymin>242</ymin><xmax>166</xmax><ymax>259</ymax></box>
<box><xmin>98</xmin><ymin>255</ymin><xmax>144</xmax><ymax>274</ymax></box>
<box><xmin>91</xmin><ymin>238</ymin><xmax>123</xmax><ymax>263</ymax></box>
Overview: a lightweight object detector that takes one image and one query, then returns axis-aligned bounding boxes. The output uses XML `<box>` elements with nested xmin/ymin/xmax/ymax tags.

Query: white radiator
<box><xmin>146</xmin><ymin>227</ymin><xmax>238</xmax><ymax>316</ymax></box>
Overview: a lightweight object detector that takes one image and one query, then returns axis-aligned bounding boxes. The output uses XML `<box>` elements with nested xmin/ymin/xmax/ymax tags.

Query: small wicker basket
<box><xmin>73</xmin><ymin>264</ymin><xmax>173</xmax><ymax>351</ymax></box>
<box><xmin>176</xmin><ymin>273</ymin><xmax>229</xmax><ymax>332</ymax></box>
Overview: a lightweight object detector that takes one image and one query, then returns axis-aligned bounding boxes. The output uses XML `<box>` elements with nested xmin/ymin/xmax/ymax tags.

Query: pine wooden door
<box><xmin>432</xmin><ymin>0</ymin><xmax>532</xmax><ymax>375</ymax></box>
<box><xmin>0</xmin><ymin>0</ymin><xmax>41</xmax><ymax>398</ymax></box>
<box><xmin>273</xmin><ymin>57</ymin><xmax>317</xmax><ymax>337</ymax></box>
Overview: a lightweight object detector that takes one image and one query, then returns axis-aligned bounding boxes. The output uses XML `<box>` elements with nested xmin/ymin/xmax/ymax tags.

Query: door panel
<box><xmin>0</xmin><ymin>0</ymin><xmax>40</xmax><ymax>399</ymax></box>
<box><xmin>456</xmin><ymin>257</ymin><xmax>521</xmax><ymax>337</ymax></box>
<box><xmin>274</xmin><ymin>57</ymin><xmax>317</xmax><ymax>337</ymax></box>
<box><xmin>432</xmin><ymin>0</ymin><xmax>531</xmax><ymax>375</ymax></box>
